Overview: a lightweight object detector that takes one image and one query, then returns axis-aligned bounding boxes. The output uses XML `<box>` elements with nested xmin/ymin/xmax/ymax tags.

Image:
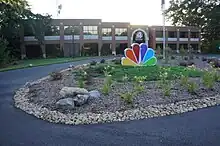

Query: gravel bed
<box><xmin>13</xmin><ymin>57</ymin><xmax>220</xmax><ymax>125</ymax></box>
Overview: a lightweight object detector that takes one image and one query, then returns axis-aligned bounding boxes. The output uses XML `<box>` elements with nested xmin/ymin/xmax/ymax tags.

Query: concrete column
<box><xmin>80</xmin><ymin>23</ymin><xmax>83</xmax><ymax>56</ymax></box>
<box><xmin>80</xmin><ymin>43</ymin><xmax>83</xmax><ymax>56</ymax></box>
<box><xmin>112</xmin><ymin>25</ymin><xmax>116</xmax><ymax>55</ymax></box>
<box><xmin>127</xmin><ymin>26</ymin><xmax>131</xmax><ymax>48</ymax></box>
<box><xmin>188</xmin><ymin>29</ymin><xmax>191</xmax><ymax>51</ymax></box>
<box><xmin>60</xmin><ymin>22</ymin><xmax>64</xmax><ymax>56</ymax></box>
<box><xmin>165</xmin><ymin>28</ymin><xmax>168</xmax><ymax>44</ymax></box>
<box><xmin>177</xmin><ymin>29</ymin><xmax>180</xmax><ymax>53</ymax></box>
<box><xmin>98</xmin><ymin>22</ymin><xmax>102</xmax><ymax>56</ymax></box>
<box><xmin>152</xmin><ymin>28</ymin><xmax>156</xmax><ymax>49</ymax></box>
<box><xmin>98</xmin><ymin>42</ymin><xmax>102</xmax><ymax>56</ymax></box>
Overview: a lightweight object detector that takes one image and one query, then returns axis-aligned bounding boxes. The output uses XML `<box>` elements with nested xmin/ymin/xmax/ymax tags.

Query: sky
<box><xmin>28</xmin><ymin>0</ymin><xmax>171</xmax><ymax>26</ymax></box>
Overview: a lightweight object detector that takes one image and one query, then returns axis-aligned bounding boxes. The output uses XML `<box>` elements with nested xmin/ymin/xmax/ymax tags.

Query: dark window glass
<box><xmin>180</xmin><ymin>32</ymin><xmax>188</xmax><ymax>38</ymax></box>
<box><xmin>102</xmin><ymin>28</ymin><xmax>112</xmax><ymax>36</ymax></box>
<box><xmin>64</xmin><ymin>26</ymin><xmax>80</xmax><ymax>35</ymax></box>
<box><xmin>115</xmin><ymin>28</ymin><xmax>127</xmax><ymax>36</ymax></box>
<box><xmin>156</xmin><ymin>31</ymin><xmax>163</xmax><ymax>37</ymax></box>
<box><xmin>168</xmin><ymin>31</ymin><xmax>177</xmax><ymax>38</ymax></box>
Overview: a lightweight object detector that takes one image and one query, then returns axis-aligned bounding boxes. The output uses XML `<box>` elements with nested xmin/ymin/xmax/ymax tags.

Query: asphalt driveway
<box><xmin>0</xmin><ymin>56</ymin><xmax>220</xmax><ymax>146</ymax></box>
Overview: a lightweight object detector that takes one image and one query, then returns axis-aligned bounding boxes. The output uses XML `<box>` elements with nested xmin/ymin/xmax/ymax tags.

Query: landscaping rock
<box><xmin>73</xmin><ymin>94</ymin><xmax>89</xmax><ymax>106</ymax></box>
<box><xmin>56</xmin><ymin>98</ymin><xmax>75</xmax><ymax>109</ymax></box>
<box><xmin>89</xmin><ymin>90</ymin><xmax>101</xmax><ymax>99</ymax></box>
<box><xmin>59</xmin><ymin>87</ymin><xmax>89</xmax><ymax>97</ymax></box>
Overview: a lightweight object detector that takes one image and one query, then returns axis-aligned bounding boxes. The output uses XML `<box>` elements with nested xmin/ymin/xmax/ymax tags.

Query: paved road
<box><xmin>1</xmin><ymin>57</ymin><xmax>220</xmax><ymax>146</ymax></box>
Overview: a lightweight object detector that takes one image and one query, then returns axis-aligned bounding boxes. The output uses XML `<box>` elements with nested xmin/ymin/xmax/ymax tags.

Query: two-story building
<box><xmin>21</xmin><ymin>19</ymin><xmax>201</xmax><ymax>58</ymax></box>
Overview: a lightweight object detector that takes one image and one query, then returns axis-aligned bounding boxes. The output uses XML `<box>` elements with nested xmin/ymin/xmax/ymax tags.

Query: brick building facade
<box><xmin>21</xmin><ymin>19</ymin><xmax>201</xmax><ymax>58</ymax></box>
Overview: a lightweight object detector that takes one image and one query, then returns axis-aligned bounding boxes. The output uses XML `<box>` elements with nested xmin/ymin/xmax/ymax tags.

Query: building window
<box><xmin>168</xmin><ymin>31</ymin><xmax>177</xmax><ymax>38</ymax></box>
<box><xmin>190</xmin><ymin>32</ymin><xmax>199</xmax><ymax>38</ymax></box>
<box><xmin>180</xmin><ymin>32</ymin><xmax>188</xmax><ymax>38</ymax></box>
<box><xmin>102</xmin><ymin>28</ymin><xmax>112</xmax><ymax>36</ymax></box>
<box><xmin>45</xmin><ymin>26</ymin><xmax>60</xmax><ymax>36</ymax></box>
<box><xmin>115</xmin><ymin>28</ymin><xmax>127</xmax><ymax>36</ymax></box>
<box><xmin>156</xmin><ymin>31</ymin><xmax>163</xmax><ymax>38</ymax></box>
<box><xmin>83</xmin><ymin>26</ymin><xmax>98</xmax><ymax>35</ymax></box>
<box><xmin>64</xmin><ymin>26</ymin><xmax>80</xmax><ymax>35</ymax></box>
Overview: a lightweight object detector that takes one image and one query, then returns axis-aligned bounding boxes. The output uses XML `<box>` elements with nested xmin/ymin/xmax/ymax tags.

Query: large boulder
<box><xmin>56</xmin><ymin>98</ymin><xmax>75</xmax><ymax>109</ymax></box>
<box><xmin>89</xmin><ymin>90</ymin><xmax>101</xmax><ymax>99</ymax></box>
<box><xmin>59</xmin><ymin>87</ymin><xmax>89</xmax><ymax>97</ymax></box>
<box><xmin>73</xmin><ymin>94</ymin><xmax>89</xmax><ymax>106</ymax></box>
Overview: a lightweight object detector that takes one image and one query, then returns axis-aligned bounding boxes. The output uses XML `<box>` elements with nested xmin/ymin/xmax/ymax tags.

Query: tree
<box><xmin>165</xmin><ymin>0</ymin><xmax>220</xmax><ymax>52</ymax></box>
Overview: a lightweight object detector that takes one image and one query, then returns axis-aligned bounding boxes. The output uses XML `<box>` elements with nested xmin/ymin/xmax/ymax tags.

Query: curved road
<box><xmin>1</xmin><ymin>57</ymin><xmax>220</xmax><ymax>146</ymax></box>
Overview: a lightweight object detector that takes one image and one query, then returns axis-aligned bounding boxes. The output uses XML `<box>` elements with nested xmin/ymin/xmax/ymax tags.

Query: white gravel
<box><xmin>13</xmin><ymin>64</ymin><xmax>220</xmax><ymax>125</ymax></box>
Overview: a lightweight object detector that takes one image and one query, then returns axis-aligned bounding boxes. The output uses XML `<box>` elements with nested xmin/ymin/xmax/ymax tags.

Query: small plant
<box><xmin>103</xmin><ymin>65</ymin><xmax>115</xmax><ymax>76</ymax></box>
<box><xmin>122</xmin><ymin>74</ymin><xmax>129</xmax><ymax>82</ymax></box>
<box><xmin>49</xmin><ymin>71</ymin><xmax>62</xmax><ymax>80</ymax></box>
<box><xmin>120</xmin><ymin>92</ymin><xmax>135</xmax><ymax>104</ymax></box>
<box><xmin>100</xmin><ymin>59</ymin><xmax>105</xmax><ymax>63</ymax></box>
<box><xmin>180</xmin><ymin>75</ymin><xmax>189</xmax><ymax>87</ymax></box>
<box><xmin>202</xmin><ymin>71</ymin><xmax>215</xmax><ymax>89</ymax></box>
<box><xmin>162</xmin><ymin>85</ymin><xmax>171</xmax><ymax>96</ymax></box>
<box><xmin>78</xmin><ymin>78</ymin><xmax>85</xmax><ymax>88</ymax></box>
<box><xmin>102</xmin><ymin>75</ymin><xmax>113</xmax><ymax>95</ymax></box>
<box><xmin>90</xmin><ymin>60</ymin><xmax>97</xmax><ymax>65</ymax></box>
<box><xmin>158</xmin><ymin>71</ymin><xmax>171</xmax><ymax>97</ymax></box>
<box><xmin>187</xmin><ymin>81</ymin><xmax>197</xmax><ymax>94</ymax></box>
<box><xmin>102</xmin><ymin>83</ymin><xmax>110</xmax><ymax>95</ymax></box>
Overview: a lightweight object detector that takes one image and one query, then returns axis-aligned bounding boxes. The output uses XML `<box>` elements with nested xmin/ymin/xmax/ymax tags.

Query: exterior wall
<box><xmin>22</xmin><ymin>19</ymin><xmax>201</xmax><ymax>58</ymax></box>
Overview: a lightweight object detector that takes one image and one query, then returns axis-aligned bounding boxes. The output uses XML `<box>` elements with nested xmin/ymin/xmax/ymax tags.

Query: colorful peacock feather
<box><xmin>121</xmin><ymin>43</ymin><xmax>157</xmax><ymax>66</ymax></box>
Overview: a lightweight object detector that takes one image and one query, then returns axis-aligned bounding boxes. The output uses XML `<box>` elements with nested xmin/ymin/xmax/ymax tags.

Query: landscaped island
<box><xmin>14</xmin><ymin>56</ymin><xmax>220</xmax><ymax>125</ymax></box>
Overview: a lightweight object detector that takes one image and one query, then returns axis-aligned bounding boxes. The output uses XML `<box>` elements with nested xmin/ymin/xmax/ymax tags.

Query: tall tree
<box><xmin>165</xmin><ymin>0</ymin><xmax>220</xmax><ymax>52</ymax></box>
<box><xmin>0</xmin><ymin>0</ymin><xmax>52</xmax><ymax>63</ymax></box>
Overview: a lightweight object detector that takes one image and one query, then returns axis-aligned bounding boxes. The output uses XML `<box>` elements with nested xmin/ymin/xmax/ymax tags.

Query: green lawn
<box><xmin>0</xmin><ymin>57</ymin><xmax>93</xmax><ymax>72</ymax></box>
<box><xmin>78</xmin><ymin>63</ymin><xmax>203</xmax><ymax>82</ymax></box>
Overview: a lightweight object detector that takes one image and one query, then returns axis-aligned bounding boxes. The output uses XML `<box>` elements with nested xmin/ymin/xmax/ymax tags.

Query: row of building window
<box><xmin>24</xmin><ymin>25</ymin><xmax>199</xmax><ymax>38</ymax></box>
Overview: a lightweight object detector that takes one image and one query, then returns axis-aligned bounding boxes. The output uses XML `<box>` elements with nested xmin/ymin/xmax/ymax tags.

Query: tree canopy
<box><xmin>165</xmin><ymin>0</ymin><xmax>220</xmax><ymax>52</ymax></box>
<box><xmin>0</xmin><ymin>0</ymin><xmax>52</xmax><ymax>65</ymax></box>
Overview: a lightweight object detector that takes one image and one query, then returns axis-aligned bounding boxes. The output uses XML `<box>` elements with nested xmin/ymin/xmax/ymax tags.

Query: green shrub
<box><xmin>180</xmin><ymin>75</ymin><xmax>189</xmax><ymax>87</ymax></box>
<box><xmin>78</xmin><ymin>78</ymin><xmax>85</xmax><ymax>88</ymax></box>
<box><xmin>163</xmin><ymin>85</ymin><xmax>171</xmax><ymax>96</ymax></box>
<box><xmin>103</xmin><ymin>65</ymin><xmax>115</xmax><ymax>76</ymax></box>
<box><xmin>102</xmin><ymin>83</ymin><xmax>110</xmax><ymax>95</ymax></box>
<box><xmin>202</xmin><ymin>71</ymin><xmax>215</xmax><ymax>89</ymax></box>
<box><xmin>49</xmin><ymin>71</ymin><xmax>62</xmax><ymax>80</ymax></box>
<box><xmin>120</xmin><ymin>92</ymin><xmax>134</xmax><ymax>104</ymax></box>
<box><xmin>101</xmin><ymin>75</ymin><xmax>113</xmax><ymax>95</ymax></box>
<box><xmin>187</xmin><ymin>81</ymin><xmax>198</xmax><ymax>94</ymax></box>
